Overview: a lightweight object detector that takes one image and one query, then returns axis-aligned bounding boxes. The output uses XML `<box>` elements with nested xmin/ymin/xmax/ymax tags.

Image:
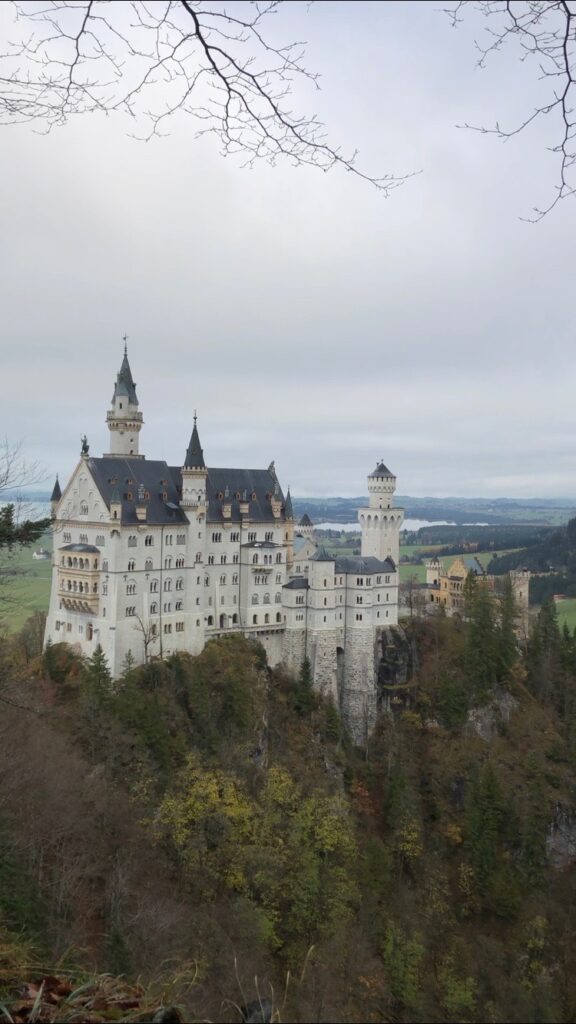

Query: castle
<box><xmin>44</xmin><ymin>349</ymin><xmax>404</xmax><ymax>740</ymax></box>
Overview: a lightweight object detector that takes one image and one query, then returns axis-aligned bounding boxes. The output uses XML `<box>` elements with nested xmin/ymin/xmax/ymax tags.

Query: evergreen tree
<box><xmin>464</xmin><ymin>574</ymin><xmax>499</xmax><ymax>697</ymax></box>
<box><xmin>497</xmin><ymin>577</ymin><xmax>518</xmax><ymax>680</ymax></box>
<box><xmin>293</xmin><ymin>657</ymin><xmax>315</xmax><ymax>717</ymax></box>
<box><xmin>85</xmin><ymin>643</ymin><xmax>112</xmax><ymax>697</ymax></box>
<box><xmin>323</xmin><ymin>694</ymin><xmax>341</xmax><ymax>743</ymax></box>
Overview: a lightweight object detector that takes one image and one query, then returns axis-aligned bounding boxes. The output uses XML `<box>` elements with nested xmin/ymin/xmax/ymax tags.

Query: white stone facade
<box><xmin>44</xmin><ymin>353</ymin><xmax>403</xmax><ymax>742</ymax></box>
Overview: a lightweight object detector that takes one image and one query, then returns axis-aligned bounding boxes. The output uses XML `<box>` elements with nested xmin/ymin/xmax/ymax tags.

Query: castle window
<box><xmin>220</xmin><ymin>575</ymin><xmax>226</xmax><ymax>585</ymax></box>
<box><xmin>377</xmin><ymin>594</ymin><xmax>381</xmax><ymax>602</ymax></box>
<box><xmin>176</xmin><ymin>600</ymin><xmax>183</xmax><ymax>611</ymax></box>
<box><xmin>376</xmin><ymin>576</ymin><xmax>381</xmax><ymax>584</ymax></box>
<box><xmin>196</xmin><ymin>552</ymin><xmax>202</xmax><ymax>563</ymax></box>
<box><xmin>276</xmin><ymin>553</ymin><xmax>282</xmax><ymax>564</ymax></box>
<box><xmin>207</xmin><ymin>615</ymin><xmax>214</xmax><ymax>626</ymax></box>
<box><xmin>252</xmin><ymin>554</ymin><xmax>259</xmax><ymax>564</ymax></box>
<box><xmin>150</xmin><ymin>579</ymin><xmax>159</xmax><ymax>592</ymax></box>
<box><xmin>233</xmin><ymin>554</ymin><xmax>239</xmax><ymax>564</ymax></box>
<box><xmin>164</xmin><ymin>557</ymin><xmax>172</xmax><ymax>569</ymax></box>
<box><xmin>102</xmin><ymin>582</ymin><xmax>108</xmax><ymax>596</ymax></box>
<box><xmin>126</xmin><ymin>606</ymin><xmax>136</xmax><ymax>617</ymax></box>
<box><xmin>211</xmin><ymin>532</ymin><xmax>222</xmax><ymax>543</ymax></box>
<box><xmin>145</xmin><ymin>559</ymin><xmax>153</xmax><ymax>570</ymax></box>
<box><xmin>164</xmin><ymin>579</ymin><xmax>172</xmax><ymax>591</ymax></box>
<box><xmin>196</xmin><ymin>619</ymin><xmax>200</xmax><ymax>626</ymax></box>
<box><xmin>208</xmin><ymin>555</ymin><xmax>214</xmax><ymax>565</ymax></box>
<box><xmin>356</xmin><ymin>596</ymin><xmax>363</xmax><ymax>604</ymax></box>
<box><xmin>276</xmin><ymin>574</ymin><xmax>281</xmax><ymax>584</ymax></box>
<box><xmin>263</xmin><ymin>593</ymin><xmax>271</xmax><ymax>605</ymax></box>
<box><xmin>220</xmin><ymin>554</ymin><xmax>227</xmax><ymax>564</ymax></box>
<box><xmin>163</xmin><ymin>602</ymin><xmax>171</xmax><ymax>613</ymax></box>
<box><xmin>150</xmin><ymin>623</ymin><xmax>157</xmax><ymax>635</ymax></box>
<box><xmin>385</xmin><ymin>575</ymin><xmax>390</xmax><ymax>584</ymax></box>
<box><xmin>275</xmin><ymin>593</ymin><xmax>281</xmax><ymax>603</ymax></box>
<box><xmin>251</xmin><ymin>594</ymin><xmax>259</xmax><ymax>605</ymax></box>
<box><xmin>231</xmin><ymin>532</ymin><xmax>240</xmax><ymax>542</ymax></box>
<box><xmin>163</xmin><ymin>623</ymin><xmax>172</xmax><ymax>634</ymax></box>
<box><xmin>324</xmin><ymin>597</ymin><xmax>327</xmax><ymax>606</ymax></box>
<box><xmin>248</xmin><ymin>532</ymin><xmax>256</xmax><ymax>542</ymax></box>
<box><xmin>128</xmin><ymin>560</ymin><xmax>135</xmax><ymax>572</ymax></box>
<box><xmin>264</xmin><ymin>613</ymin><xmax>270</xmax><ymax>624</ymax></box>
<box><xmin>276</xmin><ymin>612</ymin><xmax>282</xmax><ymax>622</ymax></box>
<box><xmin>175</xmin><ymin>577</ymin><xmax>184</xmax><ymax>590</ymax></box>
<box><xmin>386</xmin><ymin>610</ymin><xmax>389</xmax><ymax>617</ymax></box>
<box><xmin>145</xmin><ymin>535</ymin><xmax>154</xmax><ymax>546</ymax></box>
<box><xmin>253</xmin><ymin>614</ymin><xmax>258</xmax><ymax>625</ymax></box>
<box><xmin>296</xmin><ymin>595</ymin><xmax>304</xmax><ymax>605</ymax></box>
<box><xmin>128</xmin><ymin>535</ymin><xmax>137</xmax><ymax>547</ymax></box>
<box><xmin>80</xmin><ymin>502</ymin><xmax>89</xmax><ymax>515</ymax></box>
<box><xmin>150</xmin><ymin>602</ymin><xmax>158</xmax><ymax>614</ymax></box>
<box><xmin>265</xmin><ymin>532</ymin><xmax>273</xmax><ymax>542</ymax></box>
<box><xmin>96</xmin><ymin>535</ymin><xmax>105</xmax><ymax>547</ymax></box>
<box><xmin>232</xmin><ymin>613</ymin><xmax>238</xmax><ymax>624</ymax></box>
<box><xmin>126</xmin><ymin>582</ymin><xmax>136</xmax><ymax>595</ymax></box>
<box><xmin>176</xmin><ymin>557</ymin><xmax>185</xmax><ymax>568</ymax></box>
<box><xmin>63</xmin><ymin>532</ymin><xmax>71</xmax><ymax>543</ymax></box>
<box><xmin>232</xmin><ymin>574</ymin><xmax>238</xmax><ymax>585</ymax></box>
<box><xmin>124</xmin><ymin>492</ymin><xmax>133</xmax><ymax>501</ymax></box>
<box><xmin>177</xmin><ymin>534</ymin><xmax>186</xmax><ymax>544</ymax></box>
<box><xmin>323</xmin><ymin>616</ymin><xmax>326</xmax><ymax>623</ymax></box>
<box><xmin>356</xmin><ymin>578</ymin><xmax>364</xmax><ymax>587</ymax></box>
<box><xmin>386</xmin><ymin>593</ymin><xmax>389</xmax><ymax>600</ymax></box>
<box><xmin>356</xmin><ymin>613</ymin><xmax>363</xmax><ymax>621</ymax></box>
<box><xmin>176</xmin><ymin>622</ymin><xmax>184</xmax><ymax>632</ymax></box>
<box><xmin>80</xmin><ymin>534</ymin><xmax>88</xmax><ymax>544</ymax></box>
<box><xmin>67</xmin><ymin>623</ymin><xmax>72</xmax><ymax>632</ymax></box>
<box><xmin>204</xmin><ymin>576</ymin><xmax>210</xmax><ymax>585</ymax></box>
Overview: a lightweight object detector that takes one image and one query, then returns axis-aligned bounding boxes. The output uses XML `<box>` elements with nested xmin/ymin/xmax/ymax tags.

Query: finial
<box><xmin>123</xmin><ymin>333</ymin><xmax>128</xmax><ymax>354</ymax></box>
<box><xmin>193</xmin><ymin>409</ymin><xmax>197</xmax><ymax>426</ymax></box>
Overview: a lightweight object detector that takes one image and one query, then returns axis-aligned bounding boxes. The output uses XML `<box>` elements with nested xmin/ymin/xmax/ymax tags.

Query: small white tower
<box><xmin>105</xmin><ymin>341</ymin><xmax>144</xmax><ymax>458</ymax></box>
<box><xmin>358</xmin><ymin>461</ymin><xmax>405</xmax><ymax>566</ymax></box>
<box><xmin>180</xmin><ymin>415</ymin><xmax>207</xmax><ymax>510</ymax></box>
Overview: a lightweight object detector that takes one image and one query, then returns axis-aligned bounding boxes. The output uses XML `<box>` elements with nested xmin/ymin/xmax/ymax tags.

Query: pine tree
<box><xmin>324</xmin><ymin>694</ymin><xmax>341</xmax><ymax>743</ymax></box>
<box><xmin>85</xmin><ymin>643</ymin><xmax>112</xmax><ymax>697</ymax></box>
<box><xmin>464</xmin><ymin>574</ymin><xmax>499</xmax><ymax>698</ymax></box>
<box><xmin>293</xmin><ymin>656</ymin><xmax>315</xmax><ymax>717</ymax></box>
<box><xmin>497</xmin><ymin>577</ymin><xmax>518</xmax><ymax>680</ymax></box>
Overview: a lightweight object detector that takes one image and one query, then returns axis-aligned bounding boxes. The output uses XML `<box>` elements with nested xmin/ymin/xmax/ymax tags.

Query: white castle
<box><xmin>45</xmin><ymin>350</ymin><xmax>404</xmax><ymax>740</ymax></box>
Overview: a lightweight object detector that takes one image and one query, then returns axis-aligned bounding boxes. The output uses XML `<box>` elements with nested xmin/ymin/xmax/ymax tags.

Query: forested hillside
<box><xmin>2</xmin><ymin>591</ymin><xmax>576</xmax><ymax>1022</ymax></box>
<box><xmin>490</xmin><ymin>517</ymin><xmax>576</xmax><ymax>604</ymax></box>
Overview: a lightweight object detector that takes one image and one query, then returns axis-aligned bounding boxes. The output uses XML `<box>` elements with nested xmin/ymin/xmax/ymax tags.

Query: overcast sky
<box><xmin>1</xmin><ymin>1</ymin><xmax>575</xmax><ymax>499</ymax></box>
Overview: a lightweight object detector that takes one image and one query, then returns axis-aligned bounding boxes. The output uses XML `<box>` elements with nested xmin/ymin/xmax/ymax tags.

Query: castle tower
<box><xmin>425</xmin><ymin>556</ymin><xmax>442</xmax><ymax>586</ymax></box>
<box><xmin>181</xmin><ymin>415</ymin><xmax>207</xmax><ymax>509</ymax></box>
<box><xmin>358</xmin><ymin>461</ymin><xmax>404</xmax><ymax>566</ymax></box>
<box><xmin>297</xmin><ymin>512</ymin><xmax>315</xmax><ymax>540</ymax></box>
<box><xmin>50</xmin><ymin>475</ymin><xmax>61</xmax><ymax>516</ymax></box>
<box><xmin>105</xmin><ymin>342</ymin><xmax>144</xmax><ymax>458</ymax></box>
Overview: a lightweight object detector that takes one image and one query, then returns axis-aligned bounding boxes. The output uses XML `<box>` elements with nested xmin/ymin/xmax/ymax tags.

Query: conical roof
<box><xmin>299</xmin><ymin>512</ymin><xmax>313</xmax><ymax>527</ymax></box>
<box><xmin>369</xmin><ymin>461</ymin><xmax>394</xmax><ymax>478</ymax></box>
<box><xmin>50</xmin><ymin>476</ymin><xmax>61</xmax><ymax>502</ymax></box>
<box><xmin>312</xmin><ymin>545</ymin><xmax>334</xmax><ymax>562</ymax></box>
<box><xmin>111</xmin><ymin>344</ymin><xmax>138</xmax><ymax>405</ymax></box>
<box><xmin>184</xmin><ymin>418</ymin><xmax>205</xmax><ymax>470</ymax></box>
<box><xmin>284</xmin><ymin>488</ymin><xmax>294</xmax><ymax>520</ymax></box>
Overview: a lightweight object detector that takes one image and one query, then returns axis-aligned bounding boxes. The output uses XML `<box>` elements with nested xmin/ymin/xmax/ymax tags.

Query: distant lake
<box><xmin>316</xmin><ymin>519</ymin><xmax>458</xmax><ymax>533</ymax></box>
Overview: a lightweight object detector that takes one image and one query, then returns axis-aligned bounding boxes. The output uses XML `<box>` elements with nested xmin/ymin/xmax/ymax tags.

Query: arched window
<box><xmin>73</xmin><ymin>557</ymin><xmax>78</xmax><ymax>568</ymax></box>
<box><xmin>207</xmin><ymin>615</ymin><xmax>214</xmax><ymax>626</ymax></box>
<box><xmin>175</xmin><ymin>578</ymin><xmax>184</xmax><ymax>590</ymax></box>
<box><xmin>276</xmin><ymin>574</ymin><xmax>282</xmax><ymax>584</ymax></box>
<box><xmin>87</xmin><ymin>623</ymin><xmax>93</xmax><ymax>640</ymax></box>
<box><xmin>164</xmin><ymin>557</ymin><xmax>172</xmax><ymax>569</ymax></box>
<box><xmin>232</xmin><ymin>613</ymin><xmax>238</xmax><ymax>624</ymax></box>
<box><xmin>150</xmin><ymin>602</ymin><xmax>158</xmax><ymax>614</ymax></box>
<box><xmin>220</xmin><ymin>554</ymin><xmax>227</xmax><ymax>564</ymax></box>
<box><xmin>220</xmin><ymin>574</ymin><xmax>226</xmax><ymax>585</ymax></box>
<box><xmin>145</xmin><ymin>559</ymin><xmax>153</xmax><ymax>570</ymax></box>
<box><xmin>150</xmin><ymin>579</ymin><xmax>159</xmax><ymax>593</ymax></box>
<box><xmin>252</xmin><ymin>554</ymin><xmax>259</xmax><ymax>564</ymax></box>
<box><xmin>145</xmin><ymin>535</ymin><xmax>154</xmax><ymax>546</ymax></box>
<box><xmin>253</xmin><ymin>614</ymin><xmax>258</xmax><ymax>625</ymax></box>
<box><xmin>208</xmin><ymin>555</ymin><xmax>214</xmax><ymax>565</ymax></box>
<box><xmin>164</xmin><ymin>579</ymin><xmax>172</xmax><ymax>591</ymax></box>
<box><xmin>276</xmin><ymin>612</ymin><xmax>282</xmax><ymax>622</ymax></box>
<box><xmin>276</xmin><ymin>553</ymin><xmax>282</xmax><ymax>564</ymax></box>
<box><xmin>128</xmin><ymin>560</ymin><xmax>135</xmax><ymax>572</ymax></box>
<box><xmin>195</xmin><ymin>552</ymin><xmax>202</xmax><ymax>563</ymax></box>
<box><xmin>126</xmin><ymin>582</ymin><xmax>136</xmax><ymax>595</ymax></box>
<box><xmin>175</xmin><ymin>600</ymin><xmax>183</xmax><ymax>611</ymax></box>
<box><xmin>80</xmin><ymin>501</ymin><xmax>88</xmax><ymax>515</ymax></box>
<box><xmin>275</xmin><ymin>593</ymin><xmax>281</xmax><ymax>603</ymax></box>
<box><xmin>128</xmin><ymin>535</ymin><xmax>137</xmax><ymax>547</ymax></box>
<box><xmin>102</xmin><ymin>582</ymin><xmax>108</xmax><ymax>595</ymax></box>
<box><xmin>102</xmin><ymin>559</ymin><xmax>108</xmax><ymax>572</ymax></box>
<box><xmin>251</xmin><ymin>594</ymin><xmax>259</xmax><ymax>605</ymax></box>
<box><xmin>264</xmin><ymin>613</ymin><xmax>270</xmax><ymax>624</ymax></box>
<box><xmin>232</xmin><ymin>574</ymin><xmax>239</xmax><ymax>585</ymax></box>
<box><xmin>263</xmin><ymin>593</ymin><xmax>271</xmax><ymax>604</ymax></box>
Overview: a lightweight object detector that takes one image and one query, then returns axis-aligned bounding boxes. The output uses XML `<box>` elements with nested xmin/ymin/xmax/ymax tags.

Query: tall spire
<box><xmin>184</xmin><ymin>417</ymin><xmax>205</xmax><ymax>470</ymax></box>
<box><xmin>284</xmin><ymin>486</ymin><xmax>294</xmax><ymax>520</ymax></box>
<box><xmin>111</xmin><ymin>340</ymin><xmax>138</xmax><ymax>406</ymax></box>
<box><xmin>50</xmin><ymin>475</ymin><xmax>61</xmax><ymax>503</ymax></box>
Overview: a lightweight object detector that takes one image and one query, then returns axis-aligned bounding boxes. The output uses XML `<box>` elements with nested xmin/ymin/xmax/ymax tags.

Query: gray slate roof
<box><xmin>369</xmin><ymin>462</ymin><xmax>394</xmax><ymax>478</ymax></box>
<box><xmin>334</xmin><ymin>554</ymin><xmax>396</xmax><ymax>574</ymax></box>
<box><xmin>312</xmin><ymin>545</ymin><xmax>334</xmax><ymax>562</ymax></box>
<box><xmin>50</xmin><ymin>476</ymin><xmax>62</xmax><ymax>502</ymax></box>
<box><xmin>112</xmin><ymin>349</ymin><xmax>138</xmax><ymax>405</ymax></box>
<box><xmin>299</xmin><ymin>512</ymin><xmax>313</xmax><ymax>526</ymax></box>
<box><xmin>60</xmin><ymin>543</ymin><xmax>100</xmax><ymax>553</ymax></box>
<box><xmin>88</xmin><ymin>457</ymin><xmax>188</xmax><ymax>526</ymax></box>
<box><xmin>183</xmin><ymin>466</ymin><xmax>287</xmax><ymax>524</ymax></box>
<box><xmin>183</xmin><ymin>422</ymin><xmax>205</xmax><ymax>469</ymax></box>
<box><xmin>283</xmin><ymin>577</ymin><xmax>309</xmax><ymax>589</ymax></box>
<box><xmin>284</xmin><ymin>488</ymin><xmax>294</xmax><ymax>520</ymax></box>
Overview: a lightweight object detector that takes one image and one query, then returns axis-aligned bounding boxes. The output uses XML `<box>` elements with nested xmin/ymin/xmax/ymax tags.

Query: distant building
<box><xmin>418</xmin><ymin>555</ymin><xmax>530</xmax><ymax>632</ymax></box>
<box><xmin>32</xmin><ymin>548</ymin><xmax>51</xmax><ymax>561</ymax></box>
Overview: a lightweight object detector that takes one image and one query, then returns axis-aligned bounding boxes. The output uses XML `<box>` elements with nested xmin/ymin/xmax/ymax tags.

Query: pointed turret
<box><xmin>106</xmin><ymin>341</ymin><xmax>144</xmax><ymax>459</ymax></box>
<box><xmin>50</xmin><ymin>475</ymin><xmax>61</xmax><ymax>515</ymax></box>
<box><xmin>284</xmin><ymin>487</ymin><xmax>294</xmax><ymax>520</ymax></box>
<box><xmin>181</xmin><ymin>414</ymin><xmax>207</xmax><ymax>509</ymax></box>
<box><xmin>184</xmin><ymin>415</ymin><xmax>205</xmax><ymax>470</ymax></box>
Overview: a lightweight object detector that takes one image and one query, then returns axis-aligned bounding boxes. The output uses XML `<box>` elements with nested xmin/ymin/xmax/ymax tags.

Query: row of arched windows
<box><xmin>61</xmin><ymin>555</ymin><xmax>98</xmax><ymax>570</ymax></box>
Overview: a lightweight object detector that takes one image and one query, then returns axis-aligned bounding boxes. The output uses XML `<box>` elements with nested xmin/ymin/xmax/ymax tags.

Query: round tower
<box><xmin>358</xmin><ymin>460</ymin><xmax>405</xmax><ymax>566</ymax></box>
<box><xmin>105</xmin><ymin>342</ymin><xmax>144</xmax><ymax>458</ymax></box>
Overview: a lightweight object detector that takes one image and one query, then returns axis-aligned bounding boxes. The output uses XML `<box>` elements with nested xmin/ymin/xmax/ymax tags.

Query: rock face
<box><xmin>547</xmin><ymin>803</ymin><xmax>576</xmax><ymax>868</ymax></box>
<box><xmin>466</xmin><ymin>690</ymin><xmax>519</xmax><ymax>742</ymax></box>
<box><xmin>376</xmin><ymin>626</ymin><xmax>418</xmax><ymax>715</ymax></box>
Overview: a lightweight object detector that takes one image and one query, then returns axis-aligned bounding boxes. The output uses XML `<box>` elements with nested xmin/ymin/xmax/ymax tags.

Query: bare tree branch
<box><xmin>446</xmin><ymin>1</ymin><xmax>576</xmax><ymax>219</ymax></box>
<box><xmin>0</xmin><ymin>1</ymin><xmax>408</xmax><ymax>194</ymax></box>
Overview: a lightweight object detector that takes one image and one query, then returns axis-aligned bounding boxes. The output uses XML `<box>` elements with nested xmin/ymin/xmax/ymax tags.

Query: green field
<box><xmin>399</xmin><ymin>549</ymin><xmax>521</xmax><ymax>584</ymax></box>
<box><xmin>0</xmin><ymin>538</ymin><xmax>53</xmax><ymax>633</ymax></box>
<box><xmin>556</xmin><ymin>599</ymin><xmax>576</xmax><ymax>632</ymax></box>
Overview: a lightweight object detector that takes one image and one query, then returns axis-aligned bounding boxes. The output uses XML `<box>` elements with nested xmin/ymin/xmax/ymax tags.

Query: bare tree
<box><xmin>447</xmin><ymin>1</ymin><xmax>576</xmax><ymax>219</ymax></box>
<box><xmin>0</xmin><ymin>437</ymin><xmax>51</xmax><ymax>549</ymax></box>
<box><xmin>133</xmin><ymin>612</ymin><xmax>159</xmax><ymax>664</ymax></box>
<box><xmin>0</xmin><ymin>0</ymin><xmax>405</xmax><ymax>195</ymax></box>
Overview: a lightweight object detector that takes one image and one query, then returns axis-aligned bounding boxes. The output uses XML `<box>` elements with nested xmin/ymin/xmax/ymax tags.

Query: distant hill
<box><xmin>489</xmin><ymin>517</ymin><xmax>576</xmax><ymax>602</ymax></box>
<box><xmin>293</xmin><ymin>495</ymin><xmax>576</xmax><ymax>527</ymax></box>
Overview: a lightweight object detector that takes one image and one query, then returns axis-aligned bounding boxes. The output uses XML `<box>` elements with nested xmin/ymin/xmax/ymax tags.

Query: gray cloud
<box><xmin>1</xmin><ymin>1</ymin><xmax>575</xmax><ymax>499</ymax></box>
